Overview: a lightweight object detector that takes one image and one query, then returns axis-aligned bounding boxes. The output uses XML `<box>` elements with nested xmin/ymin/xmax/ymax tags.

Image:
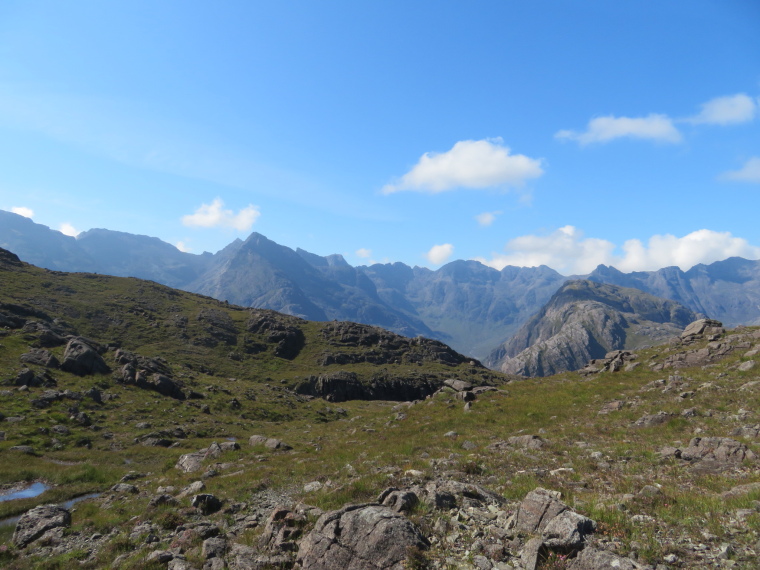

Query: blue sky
<box><xmin>1</xmin><ymin>1</ymin><xmax>759</xmax><ymax>274</ymax></box>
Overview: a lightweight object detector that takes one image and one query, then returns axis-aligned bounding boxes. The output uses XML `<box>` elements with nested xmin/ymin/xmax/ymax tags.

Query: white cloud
<box><xmin>475</xmin><ymin>227</ymin><xmax>760</xmax><ymax>274</ymax></box>
<box><xmin>689</xmin><ymin>93</ymin><xmax>757</xmax><ymax>125</ymax></box>
<box><xmin>720</xmin><ymin>157</ymin><xmax>760</xmax><ymax>183</ymax></box>
<box><xmin>382</xmin><ymin>138</ymin><xmax>543</xmax><ymax>194</ymax></box>
<box><xmin>355</xmin><ymin>248</ymin><xmax>372</xmax><ymax>259</ymax></box>
<box><xmin>182</xmin><ymin>198</ymin><xmax>260</xmax><ymax>231</ymax></box>
<box><xmin>617</xmin><ymin>230</ymin><xmax>760</xmax><ymax>272</ymax></box>
<box><xmin>176</xmin><ymin>241</ymin><xmax>191</xmax><ymax>252</ymax></box>
<box><xmin>11</xmin><ymin>206</ymin><xmax>34</xmax><ymax>218</ymax></box>
<box><xmin>426</xmin><ymin>243</ymin><xmax>454</xmax><ymax>265</ymax></box>
<box><xmin>59</xmin><ymin>223</ymin><xmax>80</xmax><ymax>237</ymax></box>
<box><xmin>475</xmin><ymin>211</ymin><xmax>501</xmax><ymax>227</ymax></box>
<box><xmin>556</xmin><ymin>114</ymin><xmax>682</xmax><ymax>145</ymax></box>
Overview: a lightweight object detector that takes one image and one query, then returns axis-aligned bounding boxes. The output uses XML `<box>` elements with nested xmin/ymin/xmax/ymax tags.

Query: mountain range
<box><xmin>3</xmin><ymin>209</ymin><xmax>760</xmax><ymax>363</ymax></box>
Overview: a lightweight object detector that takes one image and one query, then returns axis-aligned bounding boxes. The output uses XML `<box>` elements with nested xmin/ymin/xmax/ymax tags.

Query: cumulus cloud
<box><xmin>11</xmin><ymin>206</ymin><xmax>34</xmax><ymax>218</ymax></box>
<box><xmin>556</xmin><ymin>114</ymin><xmax>682</xmax><ymax>145</ymax></box>
<box><xmin>59</xmin><ymin>223</ymin><xmax>80</xmax><ymax>237</ymax></box>
<box><xmin>475</xmin><ymin>211</ymin><xmax>502</xmax><ymax>227</ymax></box>
<box><xmin>382</xmin><ymin>138</ymin><xmax>543</xmax><ymax>194</ymax></box>
<box><xmin>720</xmin><ymin>157</ymin><xmax>760</xmax><ymax>183</ymax></box>
<box><xmin>426</xmin><ymin>243</ymin><xmax>454</xmax><ymax>265</ymax></box>
<box><xmin>182</xmin><ymin>198</ymin><xmax>260</xmax><ymax>231</ymax></box>
<box><xmin>689</xmin><ymin>93</ymin><xmax>757</xmax><ymax>125</ymax></box>
<box><xmin>475</xmin><ymin>226</ymin><xmax>615</xmax><ymax>274</ymax></box>
<box><xmin>475</xmin><ymin>227</ymin><xmax>760</xmax><ymax>274</ymax></box>
<box><xmin>176</xmin><ymin>241</ymin><xmax>191</xmax><ymax>253</ymax></box>
<box><xmin>355</xmin><ymin>248</ymin><xmax>372</xmax><ymax>259</ymax></box>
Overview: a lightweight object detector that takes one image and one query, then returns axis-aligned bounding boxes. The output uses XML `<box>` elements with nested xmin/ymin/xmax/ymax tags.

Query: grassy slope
<box><xmin>0</xmin><ymin>258</ymin><xmax>759</xmax><ymax>568</ymax></box>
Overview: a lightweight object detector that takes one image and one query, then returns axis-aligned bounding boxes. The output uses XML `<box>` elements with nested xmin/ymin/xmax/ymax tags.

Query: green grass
<box><xmin>2</xmin><ymin>260</ymin><xmax>760</xmax><ymax>567</ymax></box>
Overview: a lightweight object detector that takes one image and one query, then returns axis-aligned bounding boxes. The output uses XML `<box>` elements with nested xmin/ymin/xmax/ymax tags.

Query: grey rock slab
<box><xmin>515</xmin><ymin>488</ymin><xmax>567</xmax><ymax>533</ymax></box>
<box><xmin>297</xmin><ymin>503</ymin><xmax>429</xmax><ymax>570</ymax></box>
<box><xmin>13</xmin><ymin>504</ymin><xmax>71</xmax><ymax>548</ymax></box>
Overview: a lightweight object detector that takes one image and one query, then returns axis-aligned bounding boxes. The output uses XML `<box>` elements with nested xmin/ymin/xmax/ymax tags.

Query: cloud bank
<box><xmin>426</xmin><ymin>243</ymin><xmax>454</xmax><ymax>265</ymax></box>
<box><xmin>556</xmin><ymin>93</ymin><xmax>757</xmax><ymax>146</ymax></box>
<box><xmin>475</xmin><ymin>226</ymin><xmax>760</xmax><ymax>274</ymax></box>
<box><xmin>382</xmin><ymin>138</ymin><xmax>543</xmax><ymax>194</ymax></box>
<box><xmin>182</xmin><ymin>198</ymin><xmax>260</xmax><ymax>231</ymax></box>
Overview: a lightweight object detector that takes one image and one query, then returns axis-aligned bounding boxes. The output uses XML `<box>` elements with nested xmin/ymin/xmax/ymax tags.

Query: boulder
<box><xmin>60</xmin><ymin>337</ymin><xmax>109</xmax><ymax>376</ymax></box>
<box><xmin>681</xmin><ymin>318</ymin><xmax>724</xmax><ymax>340</ymax></box>
<box><xmin>192</xmin><ymin>494</ymin><xmax>223</xmax><ymax>515</ymax></box>
<box><xmin>249</xmin><ymin>435</ymin><xmax>292</xmax><ymax>451</ymax></box>
<box><xmin>13</xmin><ymin>504</ymin><xmax>71</xmax><ymax>548</ymax></box>
<box><xmin>541</xmin><ymin>510</ymin><xmax>596</xmax><ymax>549</ymax></box>
<box><xmin>297</xmin><ymin>504</ymin><xmax>429</xmax><ymax>570</ymax></box>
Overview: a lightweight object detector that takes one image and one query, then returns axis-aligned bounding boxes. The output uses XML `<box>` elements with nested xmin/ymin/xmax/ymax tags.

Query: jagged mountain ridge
<box><xmin>486</xmin><ymin>280</ymin><xmax>700</xmax><ymax>376</ymax></box>
<box><xmin>3</xmin><ymin>209</ymin><xmax>760</xmax><ymax>362</ymax></box>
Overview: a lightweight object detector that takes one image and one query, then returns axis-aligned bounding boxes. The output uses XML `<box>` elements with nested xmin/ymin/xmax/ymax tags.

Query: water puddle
<box><xmin>0</xmin><ymin>482</ymin><xmax>50</xmax><ymax>503</ymax></box>
<box><xmin>0</xmin><ymin>491</ymin><xmax>101</xmax><ymax>528</ymax></box>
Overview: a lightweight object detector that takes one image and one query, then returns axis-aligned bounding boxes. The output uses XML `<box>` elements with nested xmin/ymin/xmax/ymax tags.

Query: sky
<box><xmin>1</xmin><ymin>1</ymin><xmax>759</xmax><ymax>275</ymax></box>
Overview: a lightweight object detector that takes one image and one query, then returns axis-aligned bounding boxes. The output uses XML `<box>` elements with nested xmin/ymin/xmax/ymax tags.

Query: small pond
<box><xmin>0</xmin><ymin>482</ymin><xmax>50</xmax><ymax>503</ymax></box>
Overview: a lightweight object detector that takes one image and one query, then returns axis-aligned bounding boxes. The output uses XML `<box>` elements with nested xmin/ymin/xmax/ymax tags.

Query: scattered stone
<box><xmin>633</xmin><ymin>412</ymin><xmax>674</xmax><ymax>428</ymax></box>
<box><xmin>304</xmin><ymin>481</ymin><xmax>323</xmax><ymax>493</ymax></box>
<box><xmin>598</xmin><ymin>400</ymin><xmax>625</xmax><ymax>414</ymax></box>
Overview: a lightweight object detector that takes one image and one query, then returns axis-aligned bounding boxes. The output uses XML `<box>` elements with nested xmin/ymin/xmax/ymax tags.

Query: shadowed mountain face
<box><xmin>485</xmin><ymin>280</ymin><xmax>700</xmax><ymax>377</ymax></box>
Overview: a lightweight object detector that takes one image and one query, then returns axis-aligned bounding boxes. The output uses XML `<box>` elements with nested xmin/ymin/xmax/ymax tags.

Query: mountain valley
<box><xmin>0</xmin><ymin>247</ymin><xmax>760</xmax><ymax>568</ymax></box>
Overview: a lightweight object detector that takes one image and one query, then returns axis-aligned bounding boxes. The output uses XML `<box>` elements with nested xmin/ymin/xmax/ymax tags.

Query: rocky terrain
<box><xmin>486</xmin><ymin>281</ymin><xmax>699</xmax><ymax>377</ymax></box>
<box><xmin>0</xmin><ymin>247</ymin><xmax>760</xmax><ymax>569</ymax></box>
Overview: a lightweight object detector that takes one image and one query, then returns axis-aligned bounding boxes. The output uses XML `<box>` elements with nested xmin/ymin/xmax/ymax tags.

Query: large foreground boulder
<box><xmin>60</xmin><ymin>337</ymin><xmax>109</xmax><ymax>376</ymax></box>
<box><xmin>13</xmin><ymin>504</ymin><xmax>71</xmax><ymax>548</ymax></box>
<box><xmin>297</xmin><ymin>504</ymin><xmax>429</xmax><ymax>570</ymax></box>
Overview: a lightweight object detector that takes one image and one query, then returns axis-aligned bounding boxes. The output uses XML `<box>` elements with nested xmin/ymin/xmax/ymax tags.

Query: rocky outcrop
<box><xmin>19</xmin><ymin>348</ymin><xmax>60</xmax><ymax>368</ymax></box>
<box><xmin>115</xmin><ymin>349</ymin><xmax>185</xmax><ymax>400</ymax></box>
<box><xmin>295</xmin><ymin>370</ymin><xmax>483</xmax><ymax>403</ymax></box>
<box><xmin>296</xmin><ymin>504</ymin><xmax>429</xmax><ymax>570</ymax></box>
<box><xmin>487</xmin><ymin>280</ymin><xmax>698</xmax><ymax>377</ymax></box>
<box><xmin>247</xmin><ymin>311</ymin><xmax>306</xmax><ymax>360</ymax></box>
